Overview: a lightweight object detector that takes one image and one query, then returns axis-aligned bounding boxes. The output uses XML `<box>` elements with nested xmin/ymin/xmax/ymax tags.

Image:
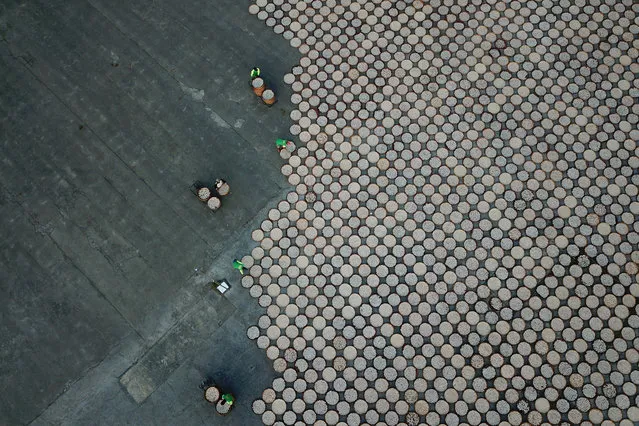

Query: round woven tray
<box><xmin>262</xmin><ymin>89</ymin><xmax>274</xmax><ymax>99</ymax></box>
<box><xmin>207</xmin><ymin>197</ymin><xmax>221</xmax><ymax>210</ymax></box>
<box><xmin>262</xmin><ymin>89</ymin><xmax>276</xmax><ymax>105</ymax></box>
<box><xmin>252</xmin><ymin>77</ymin><xmax>264</xmax><ymax>88</ymax></box>
<box><xmin>205</xmin><ymin>386</ymin><xmax>220</xmax><ymax>403</ymax></box>
<box><xmin>198</xmin><ymin>187</ymin><xmax>211</xmax><ymax>201</ymax></box>
<box><xmin>216</xmin><ymin>399</ymin><xmax>232</xmax><ymax>415</ymax></box>
<box><xmin>217</xmin><ymin>183</ymin><xmax>230</xmax><ymax>196</ymax></box>
<box><xmin>252</xmin><ymin>78</ymin><xmax>265</xmax><ymax>96</ymax></box>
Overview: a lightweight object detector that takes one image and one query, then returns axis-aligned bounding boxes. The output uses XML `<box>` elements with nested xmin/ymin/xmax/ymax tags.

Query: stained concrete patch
<box><xmin>179</xmin><ymin>82</ymin><xmax>205</xmax><ymax>102</ymax></box>
<box><xmin>205</xmin><ymin>107</ymin><xmax>231</xmax><ymax>128</ymax></box>
<box><xmin>120</xmin><ymin>368</ymin><xmax>156</xmax><ymax>404</ymax></box>
<box><xmin>120</xmin><ymin>293</ymin><xmax>235</xmax><ymax>404</ymax></box>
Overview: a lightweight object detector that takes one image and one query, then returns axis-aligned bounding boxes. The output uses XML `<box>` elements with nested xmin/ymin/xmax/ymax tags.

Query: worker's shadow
<box><xmin>199</xmin><ymin>371</ymin><xmax>236</xmax><ymax>397</ymax></box>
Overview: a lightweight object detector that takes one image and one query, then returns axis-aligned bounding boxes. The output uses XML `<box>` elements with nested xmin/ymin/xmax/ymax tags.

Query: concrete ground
<box><xmin>0</xmin><ymin>0</ymin><xmax>298</xmax><ymax>424</ymax></box>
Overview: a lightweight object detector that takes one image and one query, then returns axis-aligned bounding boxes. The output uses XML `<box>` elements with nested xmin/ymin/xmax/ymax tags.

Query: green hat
<box><xmin>222</xmin><ymin>393</ymin><xmax>234</xmax><ymax>405</ymax></box>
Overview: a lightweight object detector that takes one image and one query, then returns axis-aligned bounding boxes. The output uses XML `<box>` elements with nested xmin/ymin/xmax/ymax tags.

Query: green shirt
<box><xmin>232</xmin><ymin>260</ymin><xmax>244</xmax><ymax>270</ymax></box>
<box><xmin>275</xmin><ymin>138</ymin><xmax>288</xmax><ymax>148</ymax></box>
<box><xmin>222</xmin><ymin>393</ymin><xmax>234</xmax><ymax>405</ymax></box>
<box><xmin>250</xmin><ymin>68</ymin><xmax>260</xmax><ymax>78</ymax></box>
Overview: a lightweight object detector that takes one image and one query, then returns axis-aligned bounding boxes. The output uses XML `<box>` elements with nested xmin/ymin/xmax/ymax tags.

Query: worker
<box><xmin>232</xmin><ymin>259</ymin><xmax>245</xmax><ymax>275</ymax></box>
<box><xmin>221</xmin><ymin>393</ymin><xmax>235</xmax><ymax>406</ymax></box>
<box><xmin>250</xmin><ymin>67</ymin><xmax>261</xmax><ymax>79</ymax></box>
<box><xmin>275</xmin><ymin>138</ymin><xmax>288</xmax><ymax>151</ymax></box>
<box><xmin>215</xmin><ymin>178</ymin><xmax>227</xmax><ymax>189</ymax></box>
<box><xmin>215</xmin><ymin>178</ymin><xmax>230</xmax><ymax>196</ymax></box>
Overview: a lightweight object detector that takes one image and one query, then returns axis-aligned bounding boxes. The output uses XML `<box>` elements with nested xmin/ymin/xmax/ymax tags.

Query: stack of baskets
<box><xmin>193</xmin><ymin>180</ymin><xmax>230</xmax><ymax>212</ymax></box>
<box><xmin>251</xmin><ymin>77</ymin><xmax>276</xmax><ymax>106</ymax></box>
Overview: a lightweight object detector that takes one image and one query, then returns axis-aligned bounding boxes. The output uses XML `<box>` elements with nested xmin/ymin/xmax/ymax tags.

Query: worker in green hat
<box><xmin>250</xmin><ymin>67</ymin><xmax>261</xmax><ymax>79</ymax></box>
<box><xmin>275</xmin><ymin>138</ymin><xmax>288</xmax><ymax>152</ymax></box>
<box><xmin>221</xmin><ymin>393</ymin><xmax>235</xmax><ymax>406</ymax></box>
<box><xmin>232</xmin><ymin>259</ymin><xmax>245</xmax><ymax>275</ymax></box>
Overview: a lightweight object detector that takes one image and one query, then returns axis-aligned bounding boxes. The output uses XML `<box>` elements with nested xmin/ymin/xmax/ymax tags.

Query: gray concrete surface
<box><xmin>0</xmin><ymin>0</ymin><xmax>298</xmax><ymax>424</ymax></box>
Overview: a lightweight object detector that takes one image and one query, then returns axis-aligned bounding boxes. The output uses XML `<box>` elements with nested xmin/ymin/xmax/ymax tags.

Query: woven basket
<box><xmin>252</xmin><ymin>78</ymin><xmax>265</xmax><ymax>96</ymax></box>
<box><xmin>262</xmin><ymin>89</ymin><xmax>276</xmax><ymax>105</ymax></box>
<box><xmin>205</xmin><ymin>386</ymin><xmax>220</xmax><ymax>403</ymax></box>
<box><xmin>198</xmin><ymin>187</ymin><xmax>211</xmax><ymax>201</ymax></box>
<box><xmin>217</xmin><ymin>183</ymin><xmax>230</xmax><ymax>196</ymax></box>
<box><xmin>207</xmin><ymin>197</ymin><xmax>221</xmax><ymax>211</ymax></box>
